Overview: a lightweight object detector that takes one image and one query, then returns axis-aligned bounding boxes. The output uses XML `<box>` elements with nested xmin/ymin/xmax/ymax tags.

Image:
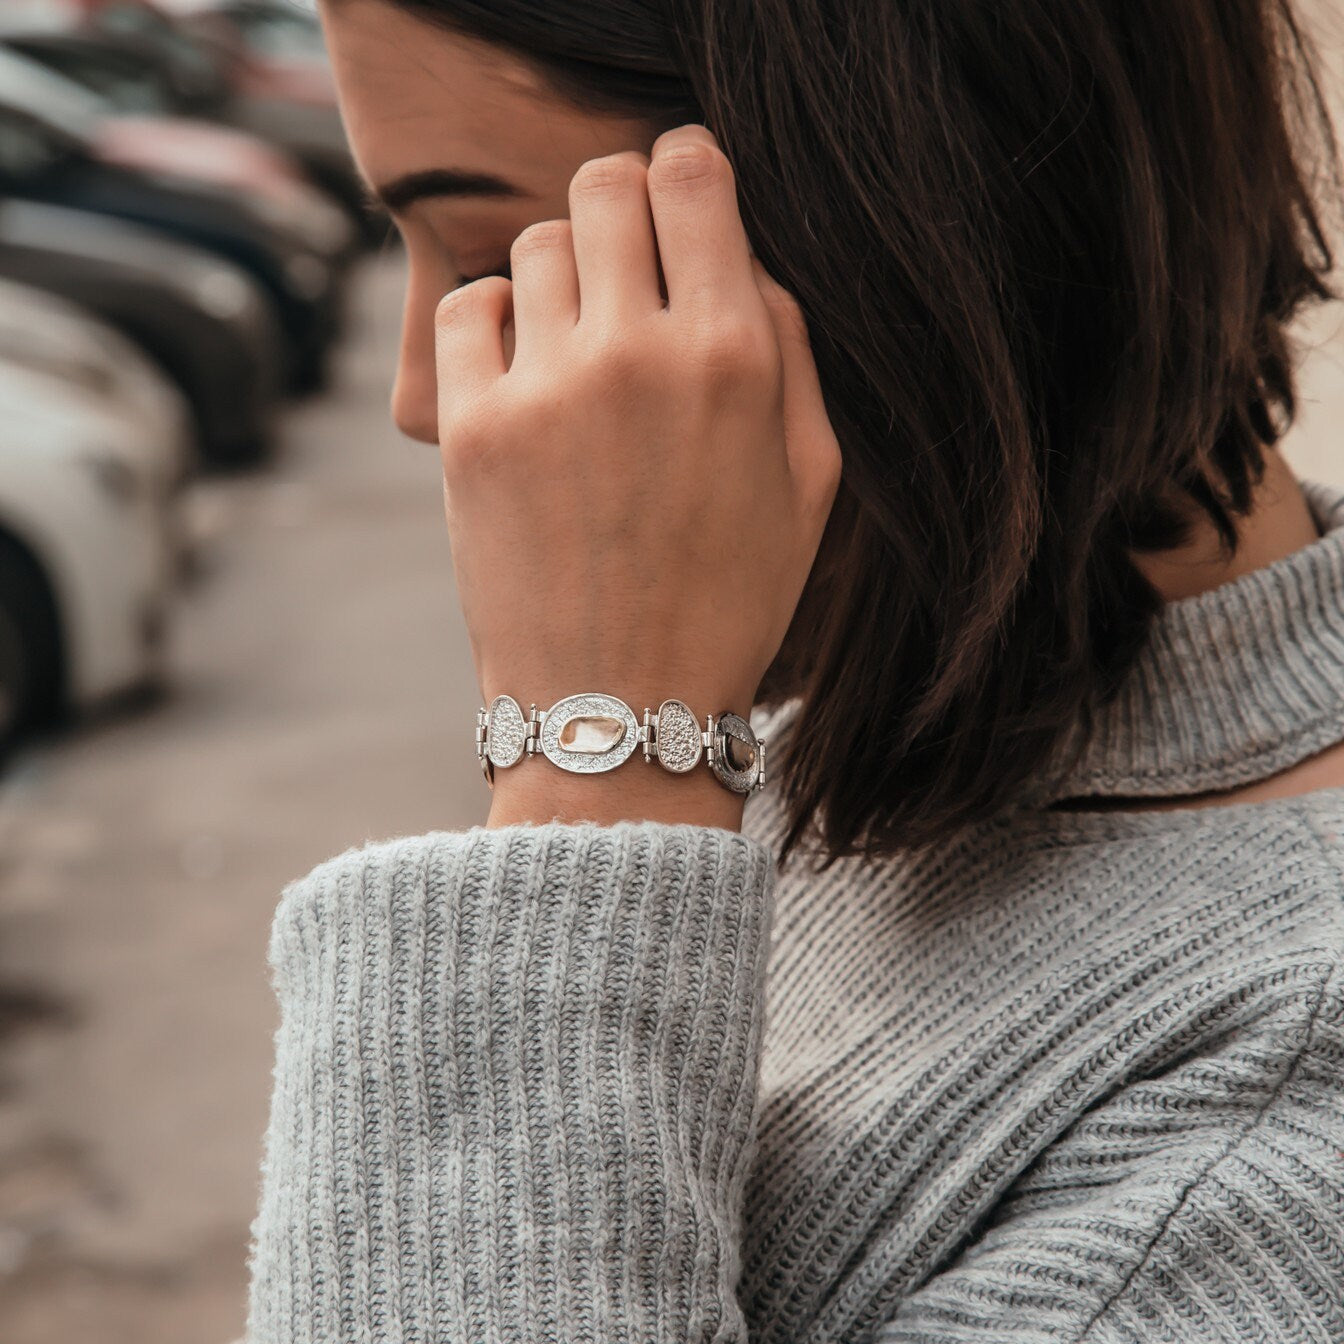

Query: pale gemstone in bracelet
<box><xmin>540</xmin><ymin>693</ymin><xmax>641</xmax><ymax>774</ymax></box>
<box><xmin>558</xmin><ymin>715</ymin><xmax>625</xmax><ymax>754</ymax></box>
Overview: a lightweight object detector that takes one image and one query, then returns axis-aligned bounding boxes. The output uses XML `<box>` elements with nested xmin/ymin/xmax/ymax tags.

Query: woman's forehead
<box><xmin>318</xmin><ymin>0</ymin><xmax>648</xmax><ymax>204</ymax></box>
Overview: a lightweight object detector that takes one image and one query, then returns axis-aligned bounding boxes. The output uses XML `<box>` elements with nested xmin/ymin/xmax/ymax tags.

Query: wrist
<box><xmin>486</xmin><ymin>757</ymin><xmax>746</xmax><ymax>832</ymax></box>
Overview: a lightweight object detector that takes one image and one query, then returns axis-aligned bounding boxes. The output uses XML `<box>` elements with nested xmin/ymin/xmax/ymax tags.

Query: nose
<box><xmin>391</xmin><ymin>276</ymin><xmax>440</xmax><ymax>444</ymax></box>
<box><xmin>390</xmin><ymin>277</ymin><xmax>517</xmax><ymax>447</ymax></box>
<box><xmin>391</xmin><ymin>355</ymin><xmax>439</xmax><ymax>445</ymax></box>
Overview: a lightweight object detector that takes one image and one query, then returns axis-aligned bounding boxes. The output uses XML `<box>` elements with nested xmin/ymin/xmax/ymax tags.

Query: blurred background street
<box><xmin>0</xmin><ymin>4</ymin><xmax>491</xmax><ymax>1339</ymax></box>
<box><xmin>0</xmin><ymin>2</ymin><xmax>1341</xmax><ymax>1343</ymax></box>
<box><xmin>0</xmin><ymin>250</ymin><xmax>491</xmax><ymax>1344</ymax></box>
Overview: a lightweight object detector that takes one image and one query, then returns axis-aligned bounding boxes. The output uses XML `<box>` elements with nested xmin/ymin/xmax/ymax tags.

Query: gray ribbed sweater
<box><xmin>246</xmin><ymin>477</ymin><xmax>1344</xmax><ymax>1343</ymax></box>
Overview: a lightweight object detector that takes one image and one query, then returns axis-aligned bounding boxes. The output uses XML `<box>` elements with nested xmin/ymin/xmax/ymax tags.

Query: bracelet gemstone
<box><xmin>539</xmin><ymin>694</ymin><xmax>640</xmax><ymax>774</ymax></box>
<box><xmin>560</xmin><ymin>715</ymin><xmax>625</xmax><ymax>754</ymax></box>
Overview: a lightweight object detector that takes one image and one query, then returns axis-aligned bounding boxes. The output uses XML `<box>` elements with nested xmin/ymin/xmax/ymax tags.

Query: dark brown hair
<box><xmin>372</xmin><ymin>0</ymin><xmax>1338</xmax><ymax>871</ymax></box>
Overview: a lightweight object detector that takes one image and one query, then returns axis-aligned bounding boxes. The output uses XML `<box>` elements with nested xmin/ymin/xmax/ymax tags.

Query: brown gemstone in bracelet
<box><xmin>723</xmin><ymin>733</ymin><xmax>757</xmax><ymax>773</ymax></box>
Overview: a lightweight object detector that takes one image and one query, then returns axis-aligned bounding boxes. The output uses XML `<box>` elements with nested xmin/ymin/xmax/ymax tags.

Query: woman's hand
<box><xmin>436</xmin><ymin>124</ymin><xmax>842</xmax><ymax>829</ymax></box>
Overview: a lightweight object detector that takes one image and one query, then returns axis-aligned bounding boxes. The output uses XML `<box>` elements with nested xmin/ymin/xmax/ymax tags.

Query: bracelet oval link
<box><xmin>476</xmin><ymin>692</ymin><xmax>766</xmax><ymax>794</ymax></box>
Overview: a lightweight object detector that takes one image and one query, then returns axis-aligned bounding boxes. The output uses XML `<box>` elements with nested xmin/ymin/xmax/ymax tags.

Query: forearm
<box><xmin>246</xmin><ymin>821</ymin><xmax>775</xmax><ymax>1344</ymax></box>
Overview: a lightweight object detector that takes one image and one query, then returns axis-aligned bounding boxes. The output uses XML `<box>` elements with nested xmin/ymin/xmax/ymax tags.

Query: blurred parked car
<box><xmin>0</xmin><ymin>277</ymin><xmax>191</xmax><ymax>486</ymax></box>
<box><xmin>0</xmin><ymin>276</ymin><xmax>195</xmax><ymax>571</ymax></box>
<box><xmin>0</xmin><ymin>47</ymin><xmax>351</xmax><ymax>388</ymax></box>
<box><xmin>0</xmin><ymin>198</ymin><xmax>283</xmax><ymax>465</ymax></box>
<box><xmin>0</xmin><ymin>357</ymin><xmax>178</xmax><ymax>754</ymax></box>
<box><xmin>0</xmin><ymin>20</ymin><xmax>356</xmax><ymax>241</ymax></box>
<box><xmin>170</xmin><ymin>0</ymin><xmax>330</xmax><ymax>83</ymax></box>
<box><xmin>3</xmin><ymin>0</ymin><xmax>378</xmax><ymax>246</ymax></box>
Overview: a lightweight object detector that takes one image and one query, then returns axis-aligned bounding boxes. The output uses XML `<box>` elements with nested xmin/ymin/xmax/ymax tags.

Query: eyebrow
<box><xmin>365</xmin><ymin>167</ymin><xmax>528</xmax><ymax>213</ymax></box>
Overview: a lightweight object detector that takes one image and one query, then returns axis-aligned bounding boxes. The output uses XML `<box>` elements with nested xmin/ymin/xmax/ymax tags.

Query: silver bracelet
<box><xmin>475</xmin><ymin>692</ymin><xmax>767</xmax><ymax>795</ymax></box>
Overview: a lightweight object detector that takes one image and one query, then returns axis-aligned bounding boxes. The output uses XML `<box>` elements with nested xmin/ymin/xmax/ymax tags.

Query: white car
<box><xmin>0</xmin><ymin>277</ymin><xmax>194</xmax><ymax>565</ymax></box>
<box><xmin>0</xmin><ymin>357</ymin><xmax>179</xmax><ymax>748</ymax></box>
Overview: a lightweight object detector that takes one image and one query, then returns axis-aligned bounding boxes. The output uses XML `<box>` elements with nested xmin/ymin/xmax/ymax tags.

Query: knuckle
<box><xmin>694</xmin><ymin>317</ymin><xmax>776</xmax><ymax>380</ymax></box>
<box><xmin>582</xmin><ymin>325</ymin><xmax>651</xmax><ymax>382</ymax></box>
<box><xmin>801</xmin><ymin>439</ymin><xmax>844</xmax><ymax>518</ymax></box>
<box><xmin>649</xmin><ymin>142</ymin><xmax>727</xmax><ymax>189</ymax></box>
<box><xmin>817</xmin><ymin>441</ymin><xmax>844</xmax><ymax>497</ymax></box>
<box><xmin>570</xmin><ymin>153</ymin><xmax>647</xmax><ymax>200</ymax></box>
<box><xmin>438</xmin><ymin>399</ymin><xmax>492</xmax><ymax>464</ymax></box>
<box><xmin>506</xmin><ymin>372</ymin><xmax>559</xmax><ymax>423</ymax></box>
<box><xmin>510</xmin><ymin>218</ymin><xmax>571</xmax><ymax>263</ymax></box>
<box><xmin>768</xmin><ymin>286</ymin><xmax>809</xmax><ymax>340</ymax></box>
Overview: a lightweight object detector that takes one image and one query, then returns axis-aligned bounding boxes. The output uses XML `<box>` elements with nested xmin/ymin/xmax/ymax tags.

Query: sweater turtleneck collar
<box><xmin>754</xmin><ymin>476</ymin><xmax>1344</xmax><ymax>808</ymax></box>
<box><xmin>1028</xmin><ymin>475</ymin><xmax>1344</xmax><ymax>805</ymax></box>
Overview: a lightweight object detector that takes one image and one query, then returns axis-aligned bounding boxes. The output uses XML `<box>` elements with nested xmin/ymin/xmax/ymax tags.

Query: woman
<box><xmin>246</xmin><ymin>0</ymin><xmax>1344</xmax><ymax>1340</ymax></box>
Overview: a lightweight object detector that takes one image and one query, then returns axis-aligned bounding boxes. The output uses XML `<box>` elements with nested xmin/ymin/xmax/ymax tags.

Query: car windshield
<box><xmin>0</xmin><ymin>49</ymin><xmax>105</xmax><ymax>145</ymax></box>
<box><xmin>13</xmin><ymin>42</ymin><xmax>172</xmax><ymax>115</ymax></box>
<box><xmin>95</xmin><ymin>2</ymin><xmax>222</xmax><ymax>82</ymax></box>
<box><xmin>95</xmin><ymin>0</ymin><xmax>175</xmax><ymax>40</ymax></box>
<box><xmin>226</xmin><ymin>4</ymin><xmax>326</xmax><ymax>61</ymax></box>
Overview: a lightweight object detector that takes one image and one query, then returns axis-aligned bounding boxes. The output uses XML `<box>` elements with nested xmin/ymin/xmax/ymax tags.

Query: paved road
<box><xmin>0</xmin><ymin>236</ymin><xmax>1340</xmax><ymax>1343</ymax></box>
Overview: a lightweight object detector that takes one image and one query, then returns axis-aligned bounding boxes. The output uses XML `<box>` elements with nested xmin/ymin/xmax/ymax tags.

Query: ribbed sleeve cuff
<box><xmin>245</xmin><ymin>820</ymin><xmax>776</xmax><ymax>1344</ymax></box>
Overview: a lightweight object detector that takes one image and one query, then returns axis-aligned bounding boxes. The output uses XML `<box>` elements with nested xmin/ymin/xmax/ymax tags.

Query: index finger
<box><xmin>434</xmin><ymin>275</ymin><xmax>512</xmax><ymax>431</ymax></box>
<box><xmin>645</xmin><ymin>124</ymin><xmax>762</xmax><ymax>315</ymax></box>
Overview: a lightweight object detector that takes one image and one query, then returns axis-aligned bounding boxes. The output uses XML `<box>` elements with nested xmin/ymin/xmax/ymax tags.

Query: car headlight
<box><xmin>249</xmin><ymin>190</ymin><xmax>353</xmax><ymax>256</ymax></box>
<box><xmin>78</xmin><ymin>450</ymin><xmax>144</xmax><ymax>505</ymax></box>
<box><xmin>308</xmin><ymin>199</ymin><xmax>356</xmax><ymax>255</ymax></box>
<box><xmin>284</xmin><ymin>253</ymin><xmax>331</xmax><ymax>302</ymax></box>
<box><xmin>0</xmin><ymin>346</ymin><xmax>113</xmax><ymax>397</ymax></box>
<box><xmin>192</xmin><ymin>268</ymin><xmax>258</xmax><ymax>322</ymax></box>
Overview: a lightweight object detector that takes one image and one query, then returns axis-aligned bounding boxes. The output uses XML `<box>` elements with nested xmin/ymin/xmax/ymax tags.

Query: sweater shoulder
<box><xmin>760</xmin><ymin>782</ymin><xmax>1344</xmax><ymax>956</ymax></box>
<box><xmin>743</xmin><ymin>791</ymin><xmax>1344</xmax><ymax>1338</ymax></box>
